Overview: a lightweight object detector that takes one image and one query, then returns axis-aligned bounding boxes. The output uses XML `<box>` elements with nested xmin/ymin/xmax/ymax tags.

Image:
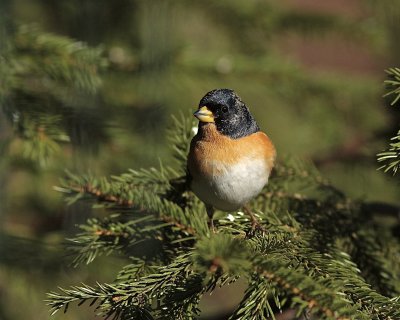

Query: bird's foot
<box><xmin>206</xmin><ymin>205</ymin><xmax>217</xmax><ymax>234</ymax></box>
<box><xmin>208</xmin><ymin>218</ymin><xmax>217</xmax><ymax>234</ymax></box>
<box><xmin>244</xmin><ymin>206</ymin><xmax>267</xmax><ymax>236</ymax></box>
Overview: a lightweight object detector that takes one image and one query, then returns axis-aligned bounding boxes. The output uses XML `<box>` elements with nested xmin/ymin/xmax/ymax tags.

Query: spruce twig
<box><xmin>46</xmin><ymin>113</ymin><xmax>400</xmax><ymax>319</ymax></box>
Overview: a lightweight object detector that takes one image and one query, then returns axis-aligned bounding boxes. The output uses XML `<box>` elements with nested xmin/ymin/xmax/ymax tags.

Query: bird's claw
<box><xmin>243</xmin><ymin>206</ymin><xmax>267</xmax><ymax>237</ymax></box>
<box><xmin>208</xmin><ymin>219</ymin><xmax>217</xmax><ymax>234</ymax></box>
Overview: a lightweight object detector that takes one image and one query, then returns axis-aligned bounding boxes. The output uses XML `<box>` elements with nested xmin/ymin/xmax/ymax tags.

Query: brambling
<box><xmin>187</xmin><ymin>89</ymin><xmax>276</xmax><ymax>230</ymax></box>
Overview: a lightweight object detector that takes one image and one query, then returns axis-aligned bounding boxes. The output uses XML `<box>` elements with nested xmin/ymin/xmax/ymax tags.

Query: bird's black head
<box><xmin>194</xmin><ymin>89</ymin><xmax>259</xmax><ymax>139</ymax></box>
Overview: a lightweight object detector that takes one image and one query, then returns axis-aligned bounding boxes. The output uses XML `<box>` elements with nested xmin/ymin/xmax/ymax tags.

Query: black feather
<box><xmin>198</xmin><ymin>89</ymin><xmax>259</xmax><ymax>139</ymax></box>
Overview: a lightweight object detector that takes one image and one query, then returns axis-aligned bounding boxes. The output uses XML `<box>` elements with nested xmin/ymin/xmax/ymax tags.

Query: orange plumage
<box><xmin>188</xmin><ymin>123</ymin><xmax>276</xmax><ymax>178</ymax></box>
<box><xmin>187</xmin><ymin>88</ymin><xmax>276</xmax><ymax>229</ymax></box>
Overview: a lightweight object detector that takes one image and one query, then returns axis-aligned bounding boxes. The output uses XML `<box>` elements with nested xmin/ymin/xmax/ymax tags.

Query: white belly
<box><xmin>191</xmin><ymin>158</ymin><xmax>270</xmax><ymax>211</ymax></box>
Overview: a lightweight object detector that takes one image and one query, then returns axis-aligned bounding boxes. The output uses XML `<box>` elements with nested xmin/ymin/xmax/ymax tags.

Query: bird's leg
<box><xmin>243</xmin><ymin>205</ymin><xmax>265</xmax><ymax>232</ymax></box>
<box><xmin>206</xmin><ymin>205</ymin><xmax>216</xmax><ymax>233</ymax></box>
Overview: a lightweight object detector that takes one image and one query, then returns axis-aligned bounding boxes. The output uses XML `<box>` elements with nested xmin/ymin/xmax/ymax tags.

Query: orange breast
<box><xmin>188</xmin><ymin>123</ymin><xmax>276</xmax><ymax>178</ymax></box>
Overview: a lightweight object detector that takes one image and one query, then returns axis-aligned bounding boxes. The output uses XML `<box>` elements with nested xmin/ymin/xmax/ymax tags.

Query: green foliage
<box><xmin>377</xmin><ymin>68</ymin><xmax>400</xmax><ymax>175</ymax></box>
<box><xmin>17</xmin><ymin>113</ymin><xmax>70</xmax><ymax>167</ymax></box>
<box><xmin>2</xmin><ymin>1</ymin><xmax>400</xmax><ymax>319</ymax></box>
<box><xmin>377</xmin><ymin>130</ymin><xmax>400</xmax><ymax>175</ymax></box>
<box><xmin>1</xmin><ymin>25</ymin><xmax>105</xmax><ymax>98</ymax></box>
<box><xmin>46</xmin><ymin>115</ymin><xmax>400</xmax><ymax>319</ymax></box>
<box><xmin>0</xmin><ymin>25</ymin><xmax>106</xmax><ymax>166</ymax></box>
<box><xmin>383</xmin><ymin>67</ymin><xmax>400</xmax><ymax>106</ymax></box>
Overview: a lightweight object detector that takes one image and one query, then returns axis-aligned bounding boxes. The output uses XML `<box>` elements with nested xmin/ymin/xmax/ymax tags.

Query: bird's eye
<box><xmin>221</xmin><ymin>106</ymin><xmax>228</xmax><ymax>113</ymax></box>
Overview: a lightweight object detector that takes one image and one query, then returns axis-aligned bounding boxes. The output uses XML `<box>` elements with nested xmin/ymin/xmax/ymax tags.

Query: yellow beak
<box><xmin>193</xmin><ymin>106</ymin><xmax>214</xmax><ymax>123</ymax></box>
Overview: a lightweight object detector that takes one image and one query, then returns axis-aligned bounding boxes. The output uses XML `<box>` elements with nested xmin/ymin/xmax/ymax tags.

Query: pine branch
<box><xmin>15</xmin><ymin>113</ymin><xmax>70</xmax><ymax>167</ymax></box>
<box><xmin>47</xmin><ymin>253</ymin><xmax>195</xmax><ymax>318</ymax></box>
<box><xmin>14</xmin><ymin>25</ymin><xmax>106</xmax><ymax>94</ymax></box>
<box><xmin>167</xmin><ymin>113</ymin><xmax>197</xmax><ymax>170</ymax></box>
<box><xmin>378</xmin><ymin>68</ymin><xmax>400</xmax><ymax>175</ymax></box>
<box><xmin>47</xmin><ymin>115</ymin><xmax>400</xmax><ymax>319</ymax></box>
<box><xmin>67</xmin><ymin>214</ymin><xmax>166</xmax><ymax>267</ymax></box>
<box><xmin>1</xmin><ymin>24</ymin><xmax>106</xmax><ymax>166</ymax></box>
<box><xmin>116</xmin><ymin>257</ymin><xmax>158</xmax><ymax>284</ymax></box>
<box><xmin>219</xmin><ymin>210</ymin><xmax>400</xmax><ymax>319</ymax></box>
<box><xmin>384</xmin><ymin>67</ymin><xmax>400</xmax><ymax>106</ymax></box>
<box><xmin>192</xmin><ymin>234</ymin><xmax>365</xmax><ymax>320</ymax></box>
<box><xmin>377</xmin><ymin>130</ymin><xmax>400</xmax><ymax>175</ymax></box>
<box><xmin>231</xmin><ymin>276</ymin><xmax>281</xmax><ymax>320</ymax></box>
<box><xmin>58</xmin><ymin>166</ymin><xmax>206</xmax><ymax>236</ymax></box>
<box><xmin>347</xmin><ymin>228</ymin><xmax>400</xmax><ymax>297</ymax></box>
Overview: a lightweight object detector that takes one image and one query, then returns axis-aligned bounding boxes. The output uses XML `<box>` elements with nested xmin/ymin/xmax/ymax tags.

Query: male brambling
<box><xmin>187</xmin><ymin>89</ymin><xmax>276</xmax><ymax>230</ymax></box>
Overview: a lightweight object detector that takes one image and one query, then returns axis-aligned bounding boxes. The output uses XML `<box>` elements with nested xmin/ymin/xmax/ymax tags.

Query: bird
<box><xmin>187</xmin><ymin>89</ymin><xmax>276</xmax><ymax>231</ymax></box>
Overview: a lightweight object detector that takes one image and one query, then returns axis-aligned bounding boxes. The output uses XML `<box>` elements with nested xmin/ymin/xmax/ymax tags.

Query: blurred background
<box><xmin>0</xmin><ymin>0</ymin><xmax>399</xmax><ymax>319</ymax></box>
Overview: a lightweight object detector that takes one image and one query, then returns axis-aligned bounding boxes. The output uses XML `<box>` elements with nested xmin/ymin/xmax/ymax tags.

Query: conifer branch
<box><xmin>47</xmin><ymin>111</ymin><xmax>400</xmax><ymax>319</ymax></box>
<box><xmin>168</xmin><ymin>114</ymin><xmax>196</xmax><ymax>170</ymax></box>
<box><xmin>384</xmin><ymin>67</ymin><xmax>400</xmax><ymax>106</ymax></box>
<box><xmin>377</xmin><ymin>130</ymin><xmax>400</xmax><ymax>175</ymax></box>
<box><xmin>14</xmin><ymin>25</ymin><xmax>106</xmax><ymax>94</ymax></box>
<box><xmin>378</xmin><ymin>68</ymin><xmax>400</xmax><ymax>175</ymax></box>
<box><xmin>1</xmin><ymin>24</ymin><xmax>106</xmax><ymax>166</ymax></box>
<box><xmin>47</xmin><ymin>253</ymin><xmax>197</xmax><ymax>318</ymax></box>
